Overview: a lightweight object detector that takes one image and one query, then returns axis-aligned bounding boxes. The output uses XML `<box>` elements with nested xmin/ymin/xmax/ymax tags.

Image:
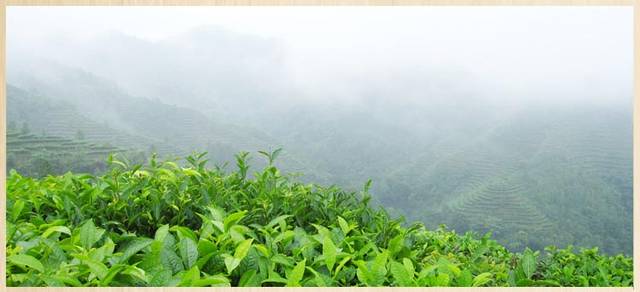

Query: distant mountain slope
<box><xmin>7</xmin><ymin>53</ymin><xmax>631</xmax><ymax>256</ymax></box>
<box><xmin>379</xmin><ymin>106</ymin><xmax>632</xmax><ymax>254</ymax></box>
<box><xmin>7</xmin><ymin>63</ymin><xmax>332</xmax><ymax>181</ymax></box>
<box><xmin>8</xmin><ymin>60</ymin><xmax>274</xmax><ymax>155</ymax></box>
<box><xmin>6</xmin><ymin>129</ymin><xmax>138</xmax><ymax>177</ymax></box>
<box><xmin>9</xmin><ymin>27</ymin><xmax>287</xmax><ymax>120</ymax></box>
<box><xmin>7</xmin><ymin>84</ymin><xmax>167</xmax><ymax>152</ymax></box>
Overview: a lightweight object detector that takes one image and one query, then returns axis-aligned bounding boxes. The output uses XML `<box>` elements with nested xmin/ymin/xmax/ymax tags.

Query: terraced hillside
<box><xmin>8</xmin><ymin>131</ymin><xmax>119</xmax><ymax>156</ymax></box>
<box><xmin>7</xmin><ymin>85</ymin><xmax>176</xmax><ymax>155</ymax></box>
<box><xmin>7</xmin><ymin>82</ymin><xmax>331</xmax><ymax>183</ymax></box>
<box><xmin>8</xmin><ymin>62</ymin><xmax>280</xmax><ymax>159</ymax></box>
<box><xmin>448</xmin><ymin>175</ymin><xmax>554</xmax><ymax>250</ymax></box>
<box><xmin>8</xmin><ymin>70</ymin><xmax>335</xmax><ymax>182</ymax></box>
<box><xmin>376</xmin><ymin>106</ymin><xmax>632</xmax><ymax>255</ymax></box>
<box><xmin>8</xmin><ymin>83</ymin><xmax>270</xmax><ymax>160</ymax></box>
<box><xmin>563</xmin><ymin>117</ymin><xmax>631</xmax><ymax>190</ymax></box>
<box><xmin>6</xmin><ymin>130</ymin><xmax>145</xmax><ymax>177</ymax></box>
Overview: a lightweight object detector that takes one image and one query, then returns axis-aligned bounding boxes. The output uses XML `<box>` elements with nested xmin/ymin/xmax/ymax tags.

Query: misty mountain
<box><xmin>7</xmin><ymin>84</ymin><xmax>162</xmax><ymax>151</ymax></box>
<box><xmin>7</xmin><ymin>61</ymin><xmax>334</xmax><ymax>183</ymax></box>
<box><xmin>6</xmin><ymin>25</ymin><xmax>632</xmax><ymax>256</ymax></box>
<box><xmin>9</xmin><ymin>27</ymin><xmax>287</xmax><ymax>121</ymax></box>
<box><xmin>8</xmin><ymin>59</ymin><xmax>274</xmax><ymax>153</ymax></box>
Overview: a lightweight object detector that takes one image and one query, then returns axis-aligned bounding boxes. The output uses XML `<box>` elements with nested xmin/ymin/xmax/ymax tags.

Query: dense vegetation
<box><xmin>6</xmin><ymin>151</ymin><xmax>632</xmax><ymax>287</ymax></box>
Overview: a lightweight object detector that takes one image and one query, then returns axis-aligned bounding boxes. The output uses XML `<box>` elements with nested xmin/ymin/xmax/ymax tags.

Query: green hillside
<box><xmin>371</xmin><ymin>107</ymin><xmax>632</xmax><ymax>254</ymax></box>
<box><xmin>7</xmin><ymin>75</ymin><xmax>326</xmax><ymax>180</ymax></box>
<box><xmin>6</xmin><ymin>129</ymin><xmax>146</xmax><ymax>177</ymax></box>
<box><xmin>6</xmin><ymin>152</ymin><xmax>632</xmax><ymax>287</ymax></box>
<box><xmin>7</xmin><ymin>84</ymin><xmax>179</xmax><ymax>155</ymax></box>
<box><xmin>7</xmin><ymin>62</ymin><xmax>279</xmax><ymax>159</ymax></box>
<box><xmin>6</xmin><ymin>62</ymin><xmax>632</xmax><ymax>256</ymax></box>
<box><xmin>7</xmin><ymin>78</ymin><xmax>632</xmax><ymax>255</ymax></box>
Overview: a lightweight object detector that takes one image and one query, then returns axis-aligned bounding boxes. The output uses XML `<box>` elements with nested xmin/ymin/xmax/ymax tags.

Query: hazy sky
<box><xmin>8</xmin><ymin>6</ymin><xmax>634</xmax><ymax>105</ymax></box>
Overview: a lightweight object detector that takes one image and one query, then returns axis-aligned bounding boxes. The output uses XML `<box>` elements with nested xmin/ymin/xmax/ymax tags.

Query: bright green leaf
<box><xmin>8</xmin><ymin>254</ymin><xmax>44</xmax><ymax>273</ymax></box>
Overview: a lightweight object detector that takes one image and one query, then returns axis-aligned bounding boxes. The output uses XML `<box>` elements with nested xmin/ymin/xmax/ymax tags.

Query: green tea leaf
<box><xmin>41</xmin><ymin>226</ymin><xmax>71</xmax><ymax>238</ymax></box>
<box><xmin>100</xmin><ymin>264</ymin><xmax>127</xmax><ymax>286</ymax></box>
<box><xmin>286</xmin><ymin>259</ymin><xmax>306</xmax><ymax>287</ymax></box>
<box><xmin>239</xmin><ymin>270</ymin><xmax>261</xmax><ymax>287</ymax></box>
<box><xmin>337</xmin><ymin>216</ymin><xmax>351</xmax><ymax>235</ymax></box>
<box><xmin>435</xmin><ymin>273</ymin><xmax>450</xmax><ymax>286</ymax></box>
<box><xmin>323</xmin><ymin>235</ymin><xmax>337</xmax><ymax>272</ymax></box>
<box><xmin>355</xmin><ymin>250</ymin><xmax>388</xmax><ymax>287</ymax></box>
<box><xmin>92</xmin><ymin>239</ymin><xmax>115</xmax><ymax>262</ymax></box>
<box><xmin>372</xmin><ymin>250</ymin><xmax>389</xmax><ymax>280</ymax></box>
<box><xmin>517</xmin><ymin>279</ymin><xmax>561</xmax><ymax>287</ymax></box>
<box><xmin>390</xmin><ymin>260</ymin><xmax>416</xmax><ymax>286</ymax></box>
<box><xmin>8</xmin><ymin>254</ymin><xmax>44</xmax><ymax>273</ymax></box>
<box><xmin>178</xmin><ymin>237</ymin><xmax>199</xmax><ymax>269</ymax></box>
<box><xmin>116</xmin><ymin>237</ymin><xmax>154</xmax><ymax>264</ymax></box>
<box><xmin>234</xmin><ymin>238</ymin><xmax>253</xmax><ymax>260</ymax></box>
<box><xmin>193</xmin><ymin>275</ymin><xmax>231</xmax><ymax>287</ymax></box>
<box><xmin>266</xmin><ymin>214</ymin><xmax>291</xmax><ymax>230</ymax></box>
<box><xmin>10</xmin><ymin>200</ymin><xmax>25</xmax><ymax>222</ymax></box>
<box><xmin>472</xmin><ymin>272</ymin><xmax>493</xmax><ymax>287</ymax></box>
<box><xmin>149</xmin><ymin>268</ymin><xmax>172</xmax><ymax>286</ymax></box>
<box><xmin>521</xmin><ymin>250</ymin><xmax>536</xmax><ymax>279</ymax></box>
<box><xmin>154</xmin><ymin>225</ymin><xmax>170</xmax><ymax>242</ymax></box>
<box><xmin>224</xmin><ymin>256</ymin><xmax>241</xmax><ymax>275</ymax></box>
<box><xmin>78</xmin><ymin>220</ymin><xmax>104</xmax><ymax>249</ymax></box>
<box><xmin>171</xmin><ymin>226</ymin><xmax>198</xmax><ymax>242</ymax></box>
<box><xmin>160</xmin><ymin>244</ymin><xmax>184</xmax><ymax>274</ymax></box>
<box><xmin>457</xmin><ymin>269</ymin><xmax>473</xmax><ymax>286</ymax></box>
<box><xmin>224</xmin><ymin>210</ymin><xmax>247</xmax><ymax>232</ymax></box>
<box><xmin>122</xmin><ymin>265</ymin><xmax>148</xmax><ymax>283</ymax></box>
<box><xmin>178</xmin><ymin>265</ymin><xmax>200</xmax><ymax>286</ymax></box>
<box><xmin>388</xmin><ymin>234</ymin><xmax>404</xmax><ymax>255</ymax></box>
<box><xmin>81</xmin><ymin>257</ymin><xmax>108</xmax><ymax>280</ymax></box>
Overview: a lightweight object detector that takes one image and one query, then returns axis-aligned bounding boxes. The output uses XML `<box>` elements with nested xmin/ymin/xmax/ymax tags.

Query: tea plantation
<box><xmin>6</xmin><ymin>151</ymin><xmax>632</xmax><ymax>287</ymax></box>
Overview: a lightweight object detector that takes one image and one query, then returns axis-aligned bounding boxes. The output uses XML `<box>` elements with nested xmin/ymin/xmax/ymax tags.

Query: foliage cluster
<box><xmin>6</xmin><ymin>152</ymin><xmax>632</xmax><ymax>287</ymax></box>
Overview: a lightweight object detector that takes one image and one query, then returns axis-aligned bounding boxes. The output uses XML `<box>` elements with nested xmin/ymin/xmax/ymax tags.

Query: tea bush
<box><xmin>6</xmin><ymin>151</ymin><xmax>633</xmax><ymax>287</ymax></box>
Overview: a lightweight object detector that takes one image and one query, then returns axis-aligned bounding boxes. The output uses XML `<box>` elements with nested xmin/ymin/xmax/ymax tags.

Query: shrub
<box><xmin>6</xmin><ymin>151</ymin><xmax>633</xmax><ymax>287</ymax></box>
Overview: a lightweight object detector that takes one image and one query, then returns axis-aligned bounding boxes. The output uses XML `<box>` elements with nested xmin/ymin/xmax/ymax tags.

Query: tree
<box><xmin>20</xmin><ymin>122</ymin><xmax>30</xmax><ymax>134</ymax></box>
<box><xmin>75</xmin><ymin>130</ymin><xmax>85</xmax><ymax>140</ymax></box>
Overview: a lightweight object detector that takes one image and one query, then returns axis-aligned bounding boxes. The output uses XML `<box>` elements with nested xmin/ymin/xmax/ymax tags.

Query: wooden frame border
<box><xmin>0</xmin><ymin>1</ymin><xmax>637</xmax><ymax>291</ymax></box>
<box><xmin>1</xmin><ymin>0</ymin><xmax>636</xmax><ymax>5</ymax></box>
